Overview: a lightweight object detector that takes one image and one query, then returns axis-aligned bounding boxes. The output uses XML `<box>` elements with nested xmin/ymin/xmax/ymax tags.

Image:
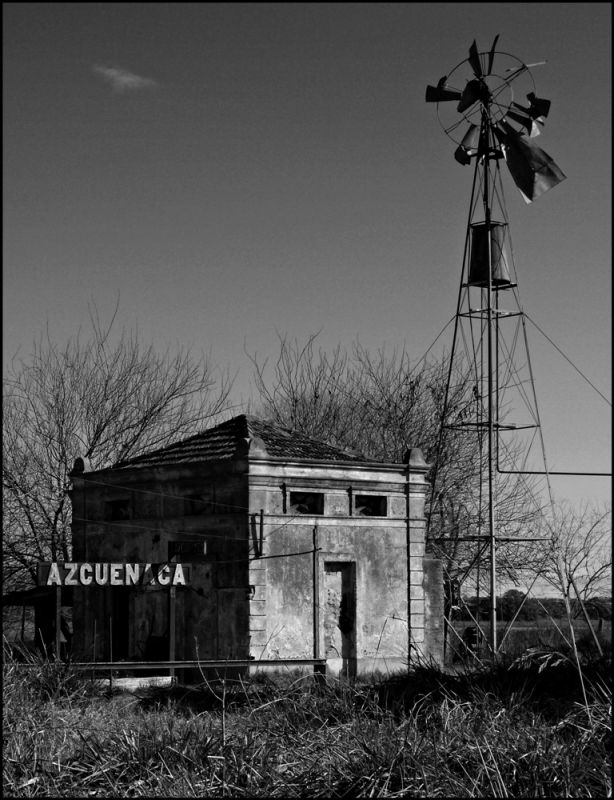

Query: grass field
<box><xmin>3</xmin><ymin>642</ymin><xmax>611</xmax><ymax>798</ymax></box>
<box><xmin>448</xmin><ymin>618</ymin><xmax>612</xmax><ymax>662</ymax></box>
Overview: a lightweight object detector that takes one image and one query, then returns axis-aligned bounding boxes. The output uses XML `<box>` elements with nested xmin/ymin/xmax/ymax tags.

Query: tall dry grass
<box><xmin>3</xmin><ymin>643</ymin><xmax>611</xmax><ymax>797</ymax></box>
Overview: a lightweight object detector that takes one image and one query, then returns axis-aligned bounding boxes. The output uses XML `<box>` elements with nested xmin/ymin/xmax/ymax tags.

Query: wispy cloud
<box><xmin>93</xmin><ymin>64</ymin><xmax>158</xmax><ymax>93</ymax></box>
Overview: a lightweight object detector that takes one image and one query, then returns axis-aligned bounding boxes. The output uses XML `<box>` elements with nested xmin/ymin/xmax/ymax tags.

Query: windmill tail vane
<box><xmin>426</xmin><ymin>37</ymin><xmax>565</xmax><ymax>203</ymax></box>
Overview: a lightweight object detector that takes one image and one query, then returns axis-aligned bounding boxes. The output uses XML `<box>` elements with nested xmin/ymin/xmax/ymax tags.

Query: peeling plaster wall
<box><xmin>247</xmin><ymin>459</ymin><xmax>434</xmax><ymax>675</ymax></box>
<box><xmin>258</xmin><ymin>521</ymin><xmax>409</xmax><ymax>671</ymax></box>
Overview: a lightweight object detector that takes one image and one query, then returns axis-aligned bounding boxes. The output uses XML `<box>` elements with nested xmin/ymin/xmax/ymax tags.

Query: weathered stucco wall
<box><xmin>422</xmin><ymin>557</ymin><xmax>445</xmax><ymax>664</ymax></box>
<box><xmin>71</xmin><ymin>462</ymin><xmax>251</xmax><ymax>662</ymax></box>
<box><xmin>259</xmin><ymin>521</ymin><xmax>409</xmax><ymax>673</ymax></box>
<box><xmin>246</xmin><ymin>457</ymin><xmax>434</xmax><ymax>675</ymax></box>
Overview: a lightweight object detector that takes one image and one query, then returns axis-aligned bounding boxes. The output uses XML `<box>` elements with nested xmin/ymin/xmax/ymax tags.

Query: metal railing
<box><xmin>73</xmin><ymin>658</ymin><xmax>326</xmax><ymax>671</ymax></box>
<box><xmin>9</xmin><ymin>657</ymin><xmax>327</xmax><ymax>680</ymax></box>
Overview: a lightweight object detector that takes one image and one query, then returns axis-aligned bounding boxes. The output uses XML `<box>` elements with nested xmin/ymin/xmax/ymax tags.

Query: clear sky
<box><xmin>3</xmin><ymin>3</ymin><xmax>611</xmax><ymax>508</ymax></box>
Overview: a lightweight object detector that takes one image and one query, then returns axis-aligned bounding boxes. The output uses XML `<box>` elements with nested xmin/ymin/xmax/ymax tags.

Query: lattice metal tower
<box><xmin>425</xmin><ymin>38</ymin><xmax>566</xmax><ymax>652</ymax></box>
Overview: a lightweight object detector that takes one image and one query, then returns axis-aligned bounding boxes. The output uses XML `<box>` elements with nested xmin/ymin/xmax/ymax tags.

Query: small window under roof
<box><xmin>354</xmin><ymin>495</ymin><xmax>387</xmax><ymax>517</ymax></box>
<box><xmin>289</xmin><ymin>491</ymin><xmax>324</xmax><ymax>515</ymax></box>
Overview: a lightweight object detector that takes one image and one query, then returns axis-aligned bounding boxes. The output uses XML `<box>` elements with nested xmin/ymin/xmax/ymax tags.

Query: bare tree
<box><xmin>3</xmin><ymin>302</ymin><xmax>233</xmax><ymax>590</ymax></box>
<box><xmin>531</xmin><ymin>502</ymin><xmax>612</xmax><ymax>608</ymax></box>
<box><xmin>248</xmin><ymin>333</ymin><xmax>541</xmax><ymax>587</ymax></box>
<box><xmin>249</xmin><ymin>332</ymin><xmax>467</xmax><ymax>461</ymax></box>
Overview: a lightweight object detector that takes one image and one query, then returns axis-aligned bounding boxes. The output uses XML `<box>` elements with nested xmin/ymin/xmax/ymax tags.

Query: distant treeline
<box><xmin>457</xmin><ymin>591</ymin><xmax>612</xmax><ymax>622</ymax></box>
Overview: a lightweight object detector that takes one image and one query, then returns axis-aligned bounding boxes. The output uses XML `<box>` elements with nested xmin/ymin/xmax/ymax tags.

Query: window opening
<box><xmin>354</xmin><ymin>495</ymin><xmax>387</xmax><ymax>517</ymax></box>
<box><xmin>289</xmin><ymin>491</ymin><xmax>324</xmax><ymax>515</ymax></box>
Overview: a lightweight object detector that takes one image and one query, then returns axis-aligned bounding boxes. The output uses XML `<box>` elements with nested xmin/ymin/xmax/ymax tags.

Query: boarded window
<box><xmin>105</xmin><ymin>498</ymin><xmax>132</xmax><ymax>521</ymax></box>
<box><xmin>289</xmin><ymin>491</ymin><xmax>324</xmax><ymax>515</ymax></box>
<box><xmin>354</xmin><ymin>495</ymin><xmax>387</xmax><ymax>517</ymax></box>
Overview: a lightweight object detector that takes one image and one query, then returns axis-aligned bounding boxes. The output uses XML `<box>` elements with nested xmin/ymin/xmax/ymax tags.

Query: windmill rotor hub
<box><xmin>470</xmin><ymin>73</ymin><xmax>514</xmax><ymax>122</ymax></box>
<box><xmin>426</xmin><ymin>37</ymin><xmax>565</xmax><ymax>202</ymax></box>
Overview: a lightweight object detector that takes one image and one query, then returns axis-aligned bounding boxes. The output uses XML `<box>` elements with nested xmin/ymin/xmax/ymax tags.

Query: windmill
<box><xmin>424</xmin><ymin>38</ymin><xmax>566</xmax><ymax>654</ymax></box>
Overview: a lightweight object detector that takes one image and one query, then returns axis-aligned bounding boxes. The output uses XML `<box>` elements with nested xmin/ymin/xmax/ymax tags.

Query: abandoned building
<box><xmin>69</xmin><ymin>414</ymin><xmax>444</xmax><ymax>675</ymax></box>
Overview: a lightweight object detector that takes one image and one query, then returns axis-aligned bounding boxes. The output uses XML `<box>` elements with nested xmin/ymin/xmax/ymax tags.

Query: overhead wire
<box><xmin>524</xmin><ymin>313</ymin><xmax>611</xmax><ymax>407</ymax></box>
<box><xmin>495</xmin><ymin>169</ymin><xmax>608</xmax><ymax>409</ymax></box>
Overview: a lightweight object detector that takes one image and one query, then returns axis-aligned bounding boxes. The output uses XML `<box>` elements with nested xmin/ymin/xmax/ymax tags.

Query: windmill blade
<box><xmin>496</xmin><ymin>122</ymin><xmax>565</xmax><ymax>203</ymax></box>
<box><xmin>460</xmin><ymin>124</ymin><xmax>480</xmax><ymax>150</ymax></box>
<box><xmin>454</xmin><ymin>124</ymin><xmax>480</xmax><ymax>165</ymax></box>
<box><xmin>512</xmin><ymin>101</ymin><xmax>546</xmax><ymax>126</ymax></box>
<box><xmin>454</xmin><ymin>145</ymin><xmax>472</xmax><ymax>165</ymax></box>
<box><xmin>457</xmin><ymin>79</ymin><xmax>487</xmax><ymax>112</ymax></box>
<box><xmin>507</xmin><ymin>109</ymin><xmax>542</xmax><ymax>137</ymax></box>
<box><xmin>468</xmin><ymin>40</ymin><xmax>483</xmax><ymax>77</ymax></box>
<box><xmin>426</xmin><ymin>81</ymin><xmax>462</xmax><ymax>102</ymax></box>
<box><xmin>526</xmin><ymin>92</ymin><xmax>551</xmax><ymax>119</ymax></box>
<box><xmin>487</xmin><ymin>34</ymin><xmax>500</xmax><ymax>75</ymax></box>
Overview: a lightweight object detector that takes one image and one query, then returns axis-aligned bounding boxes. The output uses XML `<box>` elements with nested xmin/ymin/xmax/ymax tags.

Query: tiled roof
<box><xmin>111</xmin><ymin>414</ymin><xmax>369</xmax><ymax>470</ymax></box>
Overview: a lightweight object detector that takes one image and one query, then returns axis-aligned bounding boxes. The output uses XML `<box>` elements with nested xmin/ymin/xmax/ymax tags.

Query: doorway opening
<box><xmin>322</xmin><ymin>561</ymin><xmax>356</xmax><ymax>679</ymax></box>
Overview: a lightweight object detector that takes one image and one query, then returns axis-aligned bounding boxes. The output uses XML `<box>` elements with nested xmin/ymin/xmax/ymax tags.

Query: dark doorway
<box><xmin>322</xmin><ymin>561</ymin><xmax>356</xmax><ymax>679</ymax></box>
